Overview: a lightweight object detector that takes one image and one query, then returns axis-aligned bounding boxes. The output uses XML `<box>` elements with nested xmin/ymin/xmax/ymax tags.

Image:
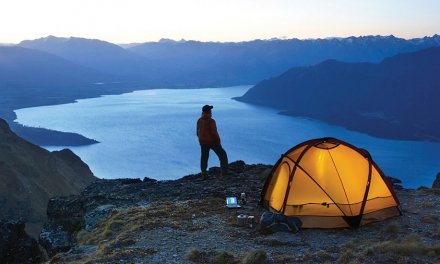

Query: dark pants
<box><xmin>200</xmin><ymin>143</ymin><xmax>228</xmax><ymax>175</ymax></box>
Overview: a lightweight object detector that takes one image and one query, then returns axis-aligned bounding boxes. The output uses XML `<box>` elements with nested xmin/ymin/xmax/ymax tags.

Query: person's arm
<box><xmin>210</xmin><ymin>120</ymin><xmax>221</xmax><ymax>144</ymax></box>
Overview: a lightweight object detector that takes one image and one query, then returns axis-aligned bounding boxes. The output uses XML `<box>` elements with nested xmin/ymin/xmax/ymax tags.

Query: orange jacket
<box><xmin>197</xmin><ymin>113</ymin><xmax>221</xmax><ymax>145</ymax></box>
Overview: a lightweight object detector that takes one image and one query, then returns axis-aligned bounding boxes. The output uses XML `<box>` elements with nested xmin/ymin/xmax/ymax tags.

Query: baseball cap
<box><xmin>202</xmin><ymin>105</ymin><xmax>213</xmax><ymax>113</ymax></box>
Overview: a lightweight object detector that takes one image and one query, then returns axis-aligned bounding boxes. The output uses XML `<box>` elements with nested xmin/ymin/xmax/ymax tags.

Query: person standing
<box><xmin>197</xmin><ymin>105</ymin><xmax>228</xmax><ymax>178</ymax></box>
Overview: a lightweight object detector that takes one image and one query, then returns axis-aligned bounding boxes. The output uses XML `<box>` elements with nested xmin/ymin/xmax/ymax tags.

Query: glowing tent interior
<box><xmin>261</xmin><ymin>138</ymin><xmax>401</xmax><ymax>228</ymax></box>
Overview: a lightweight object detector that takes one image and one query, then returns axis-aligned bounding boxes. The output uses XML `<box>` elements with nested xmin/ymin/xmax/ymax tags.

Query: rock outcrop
<box><xmin>39</xmin><ymin>161</ymin><xmax>440</xmax><ymax>263</ymax></box>
<box><xmin>39</xmin><ymin>161</ymin><xmax>270</xmax><ymax>257</ymax></box>
<box><xmin>39</xmin><ymin>196</ymin><xmax>87</xmax><ymax>256</ymax></box>
<box><xmin>0</xmin><ymin>220</ymin><xmax>43</xmax><ymax>264</ymax></box>
<box><xmin>432</xmin><ymin>173</ymin><xmax>440</xmax><ymax>189</ymax></box>
<box><xmin>0</xmin><ymin>118</ymin><xmax>96</xmax><ymax>238</ymax></box>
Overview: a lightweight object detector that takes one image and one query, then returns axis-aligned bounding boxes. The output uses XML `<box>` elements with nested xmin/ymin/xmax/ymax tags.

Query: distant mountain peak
<box><xmin>158</xmin><ymin>38</ymin><xmax>178</xmax><ymax>43</ymax></box>
<box><xmin>31</xmin><ymin>35</ymin><xmax>68</xmax><ymax>42</ymax></box>
<box><xmin>20</xmin><ymin>35</ymin><xmax>115</xmax><ymax>46</ymax></box>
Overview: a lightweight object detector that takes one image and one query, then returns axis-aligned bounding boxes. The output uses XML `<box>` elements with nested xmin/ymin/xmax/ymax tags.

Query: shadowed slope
<box><xmin>238</xmin><ymin>47</ymin><xmax>440</xmax><ymax>141</ymax></box>
<box><xmin>0</xmin><ymin>119</ymin><xmax>96</xmax><ymax>236</ymax></box>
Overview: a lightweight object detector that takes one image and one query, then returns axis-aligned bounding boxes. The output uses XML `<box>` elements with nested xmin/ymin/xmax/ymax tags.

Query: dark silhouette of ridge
<box><xmin>0</xmin><ymin>118</ymin><xmax>96</xmax><ymax>237</ymax></box>
<box><xmin>237</xmin><ymin>47</ymin><xmax>440</xmax><ymax>141</ymax></box>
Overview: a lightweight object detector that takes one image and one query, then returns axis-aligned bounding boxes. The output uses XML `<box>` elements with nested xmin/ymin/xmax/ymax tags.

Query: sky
<box><xmin>0</xmin><ymin>0</ymin><xmax>439</xmax><ymax>44</ymax></box>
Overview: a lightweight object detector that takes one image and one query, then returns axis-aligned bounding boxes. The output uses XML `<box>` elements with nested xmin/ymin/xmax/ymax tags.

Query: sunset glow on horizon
<box><xmin>1</xmin><ymin>0</ymin><xmax>439</xmax><ymax>44</ymax></box>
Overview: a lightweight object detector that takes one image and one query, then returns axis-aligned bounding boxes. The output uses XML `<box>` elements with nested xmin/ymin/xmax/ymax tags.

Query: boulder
<box><xmin>39</xmin><ymin>196</ymin><xmax>85</xmax><ymax>257</ymax></box>
<box><xmin>0</xmin><ymin>220</ymin><xmax>43</xmax><ymax>264</ymax></box>
<box><xmin>229</xmin><ymin>160</ymin><xmax>246</xmax><ymax>173</ymax></box>
<box><xmin>432</xmin><ymin>173</ymin><xmax>440</xmax><ymax>188</ymax></box>
<box><xmin>143</xmin><ymin>177</ymin><xmax>158</xmax><ymax>183</ymax></box>
<box><xmin>39</xmin><ymin>222</ymin><xmax>72</xmax><ymax>257</ymax></box>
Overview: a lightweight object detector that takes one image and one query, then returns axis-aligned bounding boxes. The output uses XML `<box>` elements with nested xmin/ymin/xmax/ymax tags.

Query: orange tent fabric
<box><xmin>261</xmin><ymin>138</ymin><xmax>401</xmax><ymax>228</ymax></box>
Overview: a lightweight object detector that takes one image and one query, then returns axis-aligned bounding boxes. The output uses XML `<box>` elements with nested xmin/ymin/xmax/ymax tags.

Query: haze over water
<box><xmin>15</xmin><ymin>86</ymin><xmax>440</xmax><ymax>188</ymax></box>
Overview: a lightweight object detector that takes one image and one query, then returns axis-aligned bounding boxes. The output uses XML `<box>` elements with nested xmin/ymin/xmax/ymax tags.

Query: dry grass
<box><xmin>72</xmin><ymin>198</ymin><xmax>225</xmax><ymax>262</ymax></box>
<box><xmin>90</xmin><ymin>247</ymin><xmax>156</xmax><ymax>262</ymax></box>
<box><xmin>420</xmin><ymin>215</ymin><xmax>439</xmax><ymax>224</ymax></box>
<box><xmin>418</xmin><ymin>187</ymin><xmax>440</xmax><ymax>195</ymax></box>
<box><xmin>265</xmin><ymin>239</ymin><xmax>287</xmax><ymax>247</ymax></box>
<box><xmin>213</xmin><ymin>251</ymin><xmax>235</xmax><ymax>264</ymax></box>
<box><xmin>432</xmin><ymin>225</ymin><xmax>440</xmax><ymax>239</ymax></box>
<box><xmin>421</xmin><ymin>201</ymin><xmax>435</xmax><ymax>208</ymax></box>
<box><xmin>385</xmin><ymin>222</ymin><xmax>400</xmax><ymax>233</ymax></box>
<box><xmin>337</xmin><ymin>250</ymin><xmax>356</xmax><ymax>264</ymax></box>
<box><xmin>343</xmin><ymin>241</ymin><xmax>355</xmax><ymax>250</ymax></box>
<box><xmin>326</xmin><ymin>246</ymin><xmax>340</xmax><ymax>253</ymax></box>
<box><xmin>374</xmin><ymin>234</ymin><xmax>440</xmax><ymax>256</ymax></box>
<box><xmin>241</xmin><ymin>249</ymin><xmax>268</xmax><ymax>264</ymax></box>
<box><xmin>77</xmin><ymin>198</ymin><xmax>224</xmax><ymax>245</ymax></box>
<box><xmin>185</xmin><ymin>248</ymin><xmax>208</xmax><ymax>263</ymax></box>
<box><xmin>271</xmin><ymin>254</ymin><xmax>296</xmax><ymax>263</ymax></box>
<box><xmin>363</xmin><ymin>247</ymin><xmax>374</xmax><ymax>256</ymax></box>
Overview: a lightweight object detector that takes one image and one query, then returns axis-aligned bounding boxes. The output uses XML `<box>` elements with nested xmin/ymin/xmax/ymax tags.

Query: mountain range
<box><xmin>237</xmin><ymin>47</ymin><xmax>440</xmax><ymax>141</ymax></box>
<box><xmin>15</xmin><ymin>35</ymin><xmax>440</xmax><ymax>86</ymax></box>
<box><xmin>1</xmin><ymin>34</ymin><xmax>440</xmax><ymax>145</ymax></box>
<box><xmin>127</xmin><ymin>35</ymin><xmax>440</xmax><ymax>85</ymax></box>
<box><xmin>19</xmin><ymin>36</ymin><xmax>156</xmax><ymax>82</ymax></box>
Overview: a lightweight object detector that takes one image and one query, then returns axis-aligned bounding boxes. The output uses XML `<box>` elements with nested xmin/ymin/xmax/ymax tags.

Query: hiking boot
<box><xmin>201</xmin><ymin>172</ymin><xmax>208</xmax><ymax>180</ymax></box>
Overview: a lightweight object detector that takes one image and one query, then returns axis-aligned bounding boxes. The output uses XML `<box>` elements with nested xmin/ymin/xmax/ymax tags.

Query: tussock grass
<box><xmin>326</xmin><ymin>246</ymin><xmax>340</xmax><ymax>253</ymax></box>
<box><xmin>374</xmin><ymin>234</ymin><xmax>440</xmax><ymax>256</ymax></box>
<box><xmin>337</xmin><ymin>251</ymin><xmax>356</xmax><ymax>264</ymax></box>
<box><xmin>421</xmin><ymin>201</ymin><xmax>434</xmax><ymax>208</ymax></box>
<box><xmin>418</xmin><ymin>187</ymin><xmax>440</xmax><ymax>195</ymax></box>
<box><xmin>213</xmin><ymin>251</ymin><xmax>235</xmax><ymax>264</ymax></box>
<box><xmin>271</xmin><ymin>254</ymin><xmax>295</xmax><ymax>263</ymax></box>
<box><xmin>433</xmin><ymin>225</ymin><xmax>440</xmax><ymax>239</ymax></box>
<box><xmin>343</xmin><ymin>241</ymin><xmax>355</xmax><ymax>250</ymax></box>
<box><xmin>364</xmin><ymin>247</ymin><xmax>374</xmax><ymax>256</ymax></box>
<box><xmin>265</xmin><ymin>239</ymin><xmax>287</xmax><ymax>247</ymax></box>
<box><xmin>420</xmin><ymin>215</ymin><xmax>439</xmax><ymax>224</ymax></box>
<box><xmin>385</xmin><ymin>222</ymin><xmax>400</xmax><ymax>233</ymax></box>
<box><xmin>73</xmin><ymin>198</ymin><xmax>224</xmax><ymax>262</ymax></box>
<box><xmin>241</xmin><ymin>249</ymin><xmax>268</xmax><ymax>264</ymax></box>
<box><xmin>77</xmin><ymin>198</ymin><xmax>224</xmax><ymax>245</ymax></box>
<box><xmin>185</xmin><ymin>248</ymin><xmax>207</xmax><ymax>263</ymax></box>
<box><xmin>94</xmin><ymin>247</ymin><xmax>156</xmax><ymax>262</ymax></box>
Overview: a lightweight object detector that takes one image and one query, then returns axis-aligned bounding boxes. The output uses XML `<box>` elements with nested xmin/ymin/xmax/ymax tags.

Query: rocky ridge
<box><xmin>433</xmin><ymin>173</ymin><xmax>440</xmax><ymax>188</ymax></box>
<box><xmin>40</xmin><ymin>161</ymin><xmax>440</xmax><ymax>263</ymax></box>
<box><xmin>0</xmin><ymin>118</ymin><xmax>96</xmax><ymax>237</ymax></box>
<box><xmin>0</xmin><ymin>220</ymin><xmax>43</xmax><ymax>264</ymax></box>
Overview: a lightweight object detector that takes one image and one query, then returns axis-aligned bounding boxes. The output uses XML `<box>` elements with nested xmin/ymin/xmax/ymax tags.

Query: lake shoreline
<box><xmin>279</xmin><ymin>111</ymin><xmax>439</xmax><ymax>143</ymax></box>
<box><xmin>3</xmin><ymin>83</ymin><xmax>141</xmax><ymax>146</ymax></box>
<box><xmin>233</xmin><ymin>97</ymin><xmax>439</xmax><ymax>143</ymax></box>
<box><xmin>12</xmin><ymin>84</ymin><xmax>436</xmax><ymax>147</ymax></box>
<box><xmin>9</xmin><ymin>85</ymin><xmax>253</xmax><ymax>147</ymax></box>
<box><xmin>10</xmin><ymin>122</ymin><xmax>100</xmax><ymax>147</ymax></box>
<box><xmin>14</xmin><ymin>87</ymin><xmax>440</xmax><ymax>188</ymax></box>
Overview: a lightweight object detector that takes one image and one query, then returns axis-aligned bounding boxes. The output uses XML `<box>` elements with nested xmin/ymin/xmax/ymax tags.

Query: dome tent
<box><xmin>261</xmin><ymin>138</ymin><xmax>401</xmax><ymax>228</ymax></box>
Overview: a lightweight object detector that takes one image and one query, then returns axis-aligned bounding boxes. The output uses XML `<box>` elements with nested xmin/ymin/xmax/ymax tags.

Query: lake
<box><xmin>14</xmin><ymin>86</ymin><xmax>440</xmax><ymax>188</ymax></box>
